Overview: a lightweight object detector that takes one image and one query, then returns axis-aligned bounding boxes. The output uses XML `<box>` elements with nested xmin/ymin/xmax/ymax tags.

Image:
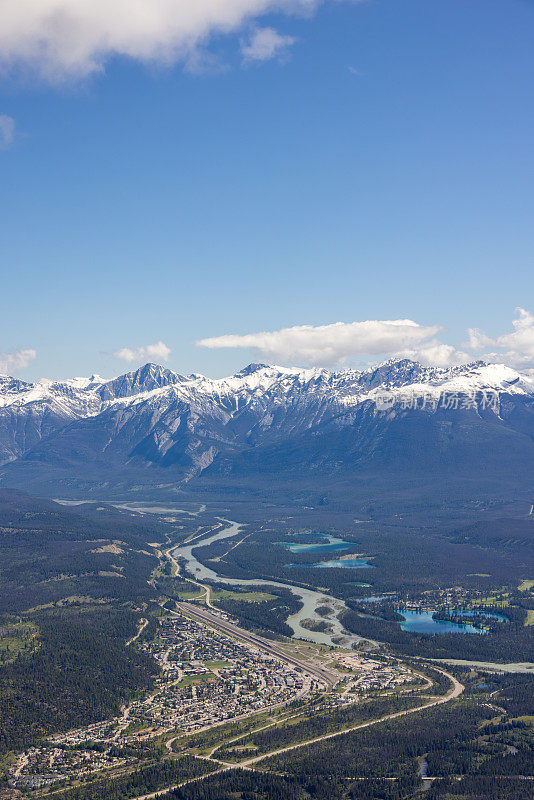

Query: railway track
<box><xmin>175</xmin><ymin>601</ymin><xmax>337</xmax><ymax>689</ymax></box>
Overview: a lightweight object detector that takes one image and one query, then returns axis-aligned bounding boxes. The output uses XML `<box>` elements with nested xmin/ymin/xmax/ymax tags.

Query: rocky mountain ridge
<box><xmin>1</xmin><ymin>359</ymin><xmax>533</xmax><ymax>500</ymax></box>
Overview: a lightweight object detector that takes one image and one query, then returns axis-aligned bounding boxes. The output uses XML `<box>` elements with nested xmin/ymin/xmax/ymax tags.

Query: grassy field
<box><xmin>0</xmin><ymin>620</ymin><xmax>39</xmax><ymax>664</ymax></box>
<box><xmin>277</xmin><ymin>639</ymin><xmax>336</xmax><ymax>665</ymax></box>
<box><xmin>474</xmin><ymin>593</ymin><xmax>511</xmax><ymax>607</ymax></box>
<box><xmin>525</xmin><ymin>610</ymin><xmax>534</xmax><ymax>626</ymax></box>
<box><xmin>170</xmin><ymin>588</ymin><xmax>276</xmax><ymax>604</ymax></box>
<box><xmin>205</xmin><ymin>660</ymin><xmax>233</xmax><ymax>669</ymax></box>
<box><xmin>176</xmin><ymin>673</ymin><xmax>216</xmax><ymax>688</ymax></box>
<box><xmin>0</xmin><ymin>751</ymin><xmax>16</xmax><ymax>783</ymax></box>
<box><xmin>122</xmin><ymin>718</ymin><xmax>153</xmax><ymax>735</ymax></box>
<box><xmin>211</xmin><ymin>589</ymin><xmax>277</xmax><ymax>602</ymax></box>
<box><xmin>519</xmin><ymin>579</ymin><xmax>534</xmax><ymax>591</ymax></box>
<box><xmin>175</xmin><ymin>590</ymin><xmax>206</xmax><ymax>601</ymax></box>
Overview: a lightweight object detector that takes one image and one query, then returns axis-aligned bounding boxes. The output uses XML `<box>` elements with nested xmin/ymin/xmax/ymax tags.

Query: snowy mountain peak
<box><xmin>98</xmin><ymin>362</ymin><xmax>184</xmax><ymax>401</ymax></box>
<box><xmin>234</xmin><ymin>362</ymin><xmax>273</xmax><ymax>377</ymax></box>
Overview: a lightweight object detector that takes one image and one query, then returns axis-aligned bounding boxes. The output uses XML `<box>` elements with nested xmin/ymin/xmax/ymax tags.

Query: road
<box><xmin>126</xmin><ymin>617</ymin><xmax>148</xmax><ymax>647</ymax></box>
<box><xmin>163</xmin><ymin>538</ymin><xmax>336</xmax><ymax>687</ymax></box>
<box><xmin>165</xmin><ymin>680</ymin><xmax>311</xmax><ymax>755</ymax></box>
<box><xmin>111</xmin><ymin>645</ymin><xmax>184</xmax><ymax>742</ymax></box>
<box><xmin>164</xmin><ymin>541</ymin><xmax>218</xmax><ymax>611</ymax></box>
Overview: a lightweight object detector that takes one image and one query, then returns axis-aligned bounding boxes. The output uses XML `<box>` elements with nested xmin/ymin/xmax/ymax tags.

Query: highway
<box><xmin>131</xmin><ymin>665</ymin><xmax>464</xmax><ymax>800</ymax></box>
<box><xmin>242</xmin><ymin>666</ymin><xmax>464</xmax><ymax>766</ymax></box>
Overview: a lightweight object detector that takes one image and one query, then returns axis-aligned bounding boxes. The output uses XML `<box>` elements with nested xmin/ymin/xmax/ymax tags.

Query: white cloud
<box><xmin>465</xmin><ymin>327</ymin><xmax>494</xmax><ymax>351</ymax></box>
<box><xmin>114</xmin><ymin>341</ymin><xmax>171</xmax><ymax>364</ymax></box>
<box><xmin>241</xmin><ymin>27</ymin><xmax>296</xmax><ymax>62</ymax></box>
<box><xmin>392</xmin><ymin>342</ymin><xmax>470</xmax><ymax>369</ymax></box>
<box><xmin>0</xmin><ymin>114</ymin><xmax>15</xmax><ymax>149</ymax></box>
<box><xmin>0</xmin><ymin>348</ymin><xmax>36</xmax><ymax>373</ymax></box>
<box><xmin>196</xmin><ymin>319</ymin><xmax>470</xmax><ymax>368</ymax></box>
<box><xmin>0</xmin><ymin>0</ymin><xmax>319</xmax><ymax>80</ymax></box>
<box><xmin>469</xmin><ymin>308</ymin><xmax>534</xmax><ymax>368</ymax></box>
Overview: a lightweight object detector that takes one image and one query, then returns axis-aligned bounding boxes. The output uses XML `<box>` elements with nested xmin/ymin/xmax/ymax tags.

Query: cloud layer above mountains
<box><xmin>0</xmin><ymin>0</ymin><xmax>321</xmax><ymax>79</ymax></box>
<box><xmin>4</xmin><ymin>311</ymin><xmax>534</xmax><ymax>376</ymax></box>
<box><xmin>114</xmin><ymin>341</ymin><xmax>171</xmax><ymax>363</ymax></box>
<box><xmin>198</xmin><ymin>309</ymin><xmax>534</xmax><ymax>370</ymax></box>
<box><xmin>197</xmin><ymin>319</ymin><xmax>462</xmax><ymax>367</ymax></box>
<box><xmin>0</xmin><ymin>349</ymin><xmax>37</xmax><ymax>374</ymax></box>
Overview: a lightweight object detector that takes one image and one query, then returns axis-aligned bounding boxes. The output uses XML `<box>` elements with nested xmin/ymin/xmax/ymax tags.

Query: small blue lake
<box><xmin>279</xmin><ymin>534</ymin><xmax>373</xmax><ymax>569</ymax></box>
<box><xmin>395</xmin><ymin>610</ymin><xmax>486</xmax><ymax>635</ymax></box>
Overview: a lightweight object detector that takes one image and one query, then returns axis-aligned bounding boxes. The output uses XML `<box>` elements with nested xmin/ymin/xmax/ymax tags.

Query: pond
<box><xmin>308</xmin><ymin>556</ymin><xmax>372</xmax><ymax>569</ymax></box>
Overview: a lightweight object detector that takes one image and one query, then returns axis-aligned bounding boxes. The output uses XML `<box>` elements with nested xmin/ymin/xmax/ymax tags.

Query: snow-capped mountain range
<box><xmin>1</xmin><ymin>359</ymin><xmax>534</xmax><ymax>494</ymax></box>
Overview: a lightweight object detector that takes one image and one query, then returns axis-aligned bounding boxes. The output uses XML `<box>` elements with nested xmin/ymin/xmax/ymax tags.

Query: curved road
<box><xmin>242</xmin><ymin>666</ymin><xmax>463</xmax><ymax>766</ymax></box>
<box><xmin>132</xmin><ymin>666</ymin><xmax>463</xmax><ymax>800</ymax></box>
<box><xmin>126</xmin><ymin>618</ymin><xmax>148</xmax><ymax>647</ymax></box>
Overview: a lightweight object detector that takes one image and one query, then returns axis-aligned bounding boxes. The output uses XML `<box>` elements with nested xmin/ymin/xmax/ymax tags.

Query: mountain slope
<box><xmin>1</xmin><ymin>360</ymin><xmax>534</xmax><ymax>503</ymax></box>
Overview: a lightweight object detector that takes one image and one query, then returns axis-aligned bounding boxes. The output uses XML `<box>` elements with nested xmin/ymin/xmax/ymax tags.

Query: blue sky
<box><xmin>0</xmin><ymin>0</ymin><xmax>533</xmax><ymax>379</ymax></box>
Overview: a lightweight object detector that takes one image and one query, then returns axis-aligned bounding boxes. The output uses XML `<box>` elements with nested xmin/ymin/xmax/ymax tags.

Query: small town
<box><xmin>332</xmin><ymin>653</ymin><xmax>418</xmax><ymax>695</ymax></box>
<box><xmin>9</xmin><ymin>612</ymin><xmax>308</xmax><ymax>790</ymax></box>
<box><xmin>9</xmin><ymin>612</ymin><xmax>419</xmax><ymax>792</ymax></box>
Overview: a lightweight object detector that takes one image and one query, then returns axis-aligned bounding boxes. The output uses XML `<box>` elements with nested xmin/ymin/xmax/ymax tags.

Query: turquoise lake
<box><xmin>279</xmin><ymin>535</ymin><xmax>352</xmax><ymax>554</ymax></box>
<box><xmin>395</xmin><ymin>610</ymin><xmax>486</xmax><ymax>635</ymax></box>
<box><xmin>311</xmin><ymin>556</ymin><xmax>372</xmax><ymax>569</ymax></box>
<box><xmin>279</xmin><ymin>534</ymin><xmax>373</xmax><ymax>569</ymax></box>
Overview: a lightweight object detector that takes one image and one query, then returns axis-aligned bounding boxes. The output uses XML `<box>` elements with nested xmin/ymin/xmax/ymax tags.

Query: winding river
<box><xmin>172</xmin><ymin>519</ymin><xmax>364</xmax><ymax>648</ymax></box>
<box><xmin>57</xmin><ymin>500</ymin><xmax>367</xmax><ymax>648</ymax></box>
